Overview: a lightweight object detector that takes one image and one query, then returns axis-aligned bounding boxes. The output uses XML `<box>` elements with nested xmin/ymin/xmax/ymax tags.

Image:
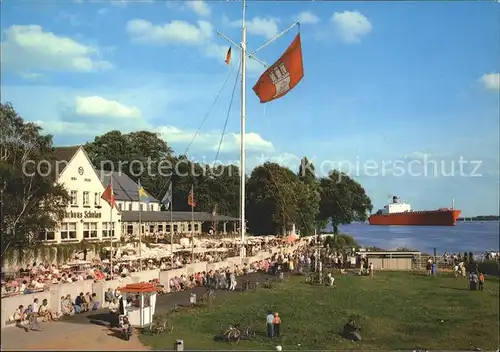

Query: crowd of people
<box><xmin>1</xmin><ymin>237</ymin><xmax>294</xmax><ymax>298</ymax></box>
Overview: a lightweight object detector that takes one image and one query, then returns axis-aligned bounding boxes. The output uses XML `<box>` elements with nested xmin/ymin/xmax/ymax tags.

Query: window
<box><xmin>70</xmin><ymin>191</ymin><xmax>78</xmax><ymax>206</ymax></box>
<box><xmin>83</xmin><ymin>191</ymin><xmax>90</xmax><ymax>206</ymax></box>
<box><xmin>149</xmin><ymin>204</ymin><xmax>154</xmax><ymax>211</ymax></box>
<box><xmin>102</xmin><ymin>222</ymin><xmax>115</xmax><ymax>238</ymax></box>
<box><xmin>128</xmin><ymin>203</ymin><xmax>132</xmax><ymax>211</ymax></box>
<box><xmin>38</xmin><ymin>230</ymin><xmax>55</xmax><ymax>241</ymax></box>
<box><xmin>94</xmin><ymin>192</ymin><xmax>101</xmax><ymax>207</ymax></box>
<box><xmin>194</xmin><ymin>224</ymin><xmax>199</xmax><ymax>232</ymax></box>
<box><xmin>187</xmin><ymin>223</ymin><xmax>192</xmax><ymax>231</ymax></box>
<box><xmin>83</xmin><ymin>223</ymin><xmax>98</xmax><ymax>238</ymax></box>
<box><xmin>127</xmin><ymin>225</ymin><xmax>134</xmax><ymax>234</ymax></box>
<box><xmin>61</xmin><ymin>222</ymin><xmax>77</xmax><ymax>240</ymax></box>
<box><xmin>173</xmin><ymin>224</ymin><xmax>178</xmax><ymax>232</ymax></box>
<box><xmin>149</xmin><ymin>225</ymin><xmax>155</xmax><ymax>233</ymax></box>
<box><xmin>158</xmin><ymin>225</ymin><xmax>164</xmax><ymax>232</ymax></box>
<box><xmin>118</xmin><ymin>203</ymin><xmax>122</xmax><ymax>210</ymax></box>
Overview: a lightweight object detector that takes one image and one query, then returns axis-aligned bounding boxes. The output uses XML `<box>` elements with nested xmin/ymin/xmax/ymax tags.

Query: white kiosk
<box><xmin>119</xmin><ymin>282</ymin><xmax>158</xmax><ymax>327</ymax></box>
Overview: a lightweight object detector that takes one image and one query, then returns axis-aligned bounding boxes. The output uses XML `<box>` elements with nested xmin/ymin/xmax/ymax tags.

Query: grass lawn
<box><xmin>140</xmin><ymin>271</ymin><xmax>499</xmax><ymax>350</ymax></box>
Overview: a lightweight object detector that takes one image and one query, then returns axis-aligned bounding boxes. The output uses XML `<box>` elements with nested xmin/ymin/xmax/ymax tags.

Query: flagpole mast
<box><xmin>110</xmin><ymin>178</ymin><xmax>113</xmax><ymax>278</ymax></box>
<box><xmin>191</xmin><ymin>185</ymin><xmax>194</xmax><ymax>262</ymax></box>
<box><xmin>139</xmin><ymin>192</ymin><xmax>143</xmax><ymax>272</ymax></box>
<box><xmin>240</xmin><ymin>0</ymin><xmax>247</xmax><ymax>254</ymax></box>
<box><xmin>170</xmin><ymin>183</ymin><xmax>174</xmax><ymax>269</ymax></box>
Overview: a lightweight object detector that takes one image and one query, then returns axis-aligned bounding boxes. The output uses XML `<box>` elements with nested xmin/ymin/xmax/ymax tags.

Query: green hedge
<box><xmin>478</xmin><ymin>260</ymin><xmax>500</xmax><ymax>277</ymax></box>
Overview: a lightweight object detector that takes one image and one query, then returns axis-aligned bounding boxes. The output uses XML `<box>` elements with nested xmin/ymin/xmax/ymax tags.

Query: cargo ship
<box><xmin>368</xmin><ymin>196</ymin><xmax>461</xmax><ymax>226</ymax></box>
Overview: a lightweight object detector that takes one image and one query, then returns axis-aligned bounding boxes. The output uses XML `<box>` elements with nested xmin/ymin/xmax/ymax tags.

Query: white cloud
<box><xmin>20</xmin><ymin>72</ymin><xmax>43</xmax><ymax>80</ymax></box>
<box><xmin>331</xmin><ymin>11</ymin><xmax>372</xmax><ymax>44</ymax></box>
<box><xmin>479</xmin><ymin>73</ymin><xmax>500</xmax><ymax>91</ymax></box>
<box><xmin>1</xmin><ymin>25</ymin><xmax>113</xmax><ymax>74</ymax></box>
<box><xmin>186</xmin><ymin>1</ymin><xmax>211</xmax><ymax>17</ymax></box>
<box><xmin>125</xmin><ymin>18</ymin><xmax>264</xmax><ymax>71</ymax></box>
<box><xmin>296</xmin><ymin>11</ymin><xmax>320</xmax><ymax>25</ymax></box>
<box><xmin>74</xmin><ymin>96</ymin><xmax>142</xmax><ymax>119</ymax></box>
<box><xmin>158</xmin><ymin>126</ymin><xmax>273</xmax><ymax>153</ymax></box>
<box><xmin>126</xmin><ymin>19</ymin><xmax>213</xmax><ymax>45</ymax></box>
<box><xmin>231</xmin><ymin>17</ymin><xmax>279</xmax><ymax>40</ymax></box>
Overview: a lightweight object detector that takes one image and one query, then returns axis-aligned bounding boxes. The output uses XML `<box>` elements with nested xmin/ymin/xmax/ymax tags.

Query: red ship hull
<box><xmin>369</xmin><ymin>209</ymin><xmax>462</xmax><ymax>226</ymax></box>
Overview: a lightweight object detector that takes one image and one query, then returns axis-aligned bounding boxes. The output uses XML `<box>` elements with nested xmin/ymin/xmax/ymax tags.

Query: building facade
<box><xmin>41</xmin><ymin>146</ymin><xmax>239</xmax><ymax>244</ymax></box>
<box><xmin>39</xmin><ymin>146</ymin><xmax>122</xmax><ymax>244</ymax></box>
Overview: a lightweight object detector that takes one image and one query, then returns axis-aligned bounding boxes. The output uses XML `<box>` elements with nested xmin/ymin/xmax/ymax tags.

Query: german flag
<box><xmin>225</xmin><ymin>47</ymin><xmax>232</xmax><ymax>65</ymax></box>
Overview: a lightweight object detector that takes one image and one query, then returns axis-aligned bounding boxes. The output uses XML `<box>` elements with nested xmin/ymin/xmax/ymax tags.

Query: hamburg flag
<box><xmin>225</xmin><ymin>47</ymin><xmax>232</xmax><ymax>65</ymax></box>
<box><xmin>187</xmin><ymin>185</ymin><xmax>196</xmax><ymax>208</ymax></box>
<box><xmin>101</xmin><ymin>183</ymin><xmax>115</xmax><ymax>208</ymax></box>
<box><xmin>252</xmin><ymin>34</ymin><xmax>304</xmax><ymax>104</ymax></box>
<box><xmin>161</xmin><ymin>182</ymin><xmax>173</xmax><ymax>210</ymax></box>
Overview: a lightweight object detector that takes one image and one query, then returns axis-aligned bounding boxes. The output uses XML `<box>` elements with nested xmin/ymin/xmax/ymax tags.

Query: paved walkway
<box><xmin>1</xmin><ymin>272</ymin><xmax>271</xmax><ymax>350</ymax></box>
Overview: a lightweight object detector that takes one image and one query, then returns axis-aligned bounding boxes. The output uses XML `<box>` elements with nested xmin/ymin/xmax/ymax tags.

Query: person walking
<box><xmin>229</xmin><ymin>271</ymin><xmax>237</xmax><ymax>291</ymax></box>
<box><xmin>266</xmin><ymin>311</ymin><xmax>274</xmax><ymax>338</ymax></box>
<box><xmin>272</xmin><ymin>312</ymin><xmax>282</xmax><ymax>337</ymax></box>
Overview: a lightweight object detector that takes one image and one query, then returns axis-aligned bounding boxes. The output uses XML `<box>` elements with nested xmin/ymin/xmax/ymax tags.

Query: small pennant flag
<box><xmin>161</xmin><ymin>182</ymin><xmax>173</xmax><ymax>210</ymax></box>
<box><xmin>138</xmin><ymin>180</ymin><xmax>151</xmax><ymax>203</ymax></box>
<box><xmin>187</xmin><ymin>185</ymin><xmax>196</xmax><ymax>208</ymax></box>
<box><xmin>101</xmin><ymin>183</ymin><xmax>115</xmax><ymax>208</ymax></box>
<box><xmin>225</xmin><ymin>47</ymin><xmax>232</xmax><ymax>65</ymax></box>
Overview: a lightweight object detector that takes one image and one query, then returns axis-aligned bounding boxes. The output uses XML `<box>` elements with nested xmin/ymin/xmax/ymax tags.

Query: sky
<box><xmin>1</xmin><ymin>0</ymin><xmax>499</xmax><ymax>216</ymax></box>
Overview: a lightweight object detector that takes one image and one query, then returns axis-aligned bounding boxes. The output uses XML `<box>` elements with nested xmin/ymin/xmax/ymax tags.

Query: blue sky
<box><xmin>2</xmin><ymin>0</ymin><xmax>499</xmax><ymax>216</ymax></box>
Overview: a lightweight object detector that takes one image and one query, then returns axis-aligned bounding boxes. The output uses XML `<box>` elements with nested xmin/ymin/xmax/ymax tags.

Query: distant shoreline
<box><xmin>458</xmin><ymin>216</ymin><xmax>499</xmax><ymax>221</ymax></box>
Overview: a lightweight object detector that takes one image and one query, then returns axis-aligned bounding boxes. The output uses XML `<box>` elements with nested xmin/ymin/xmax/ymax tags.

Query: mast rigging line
<box><xmin>213</xmin><ymin>59</ymin><xmax>242</xmax><ymax>170</ymax></box>
<box><xmin>154</xmin><ymin>64</ymin><xmax>238</xmax><ymax>203</ymax></box>
<box><xmin>183</xmin><ymin>63</ymin><xmax>238</xmax><ymax>157</ymax></box>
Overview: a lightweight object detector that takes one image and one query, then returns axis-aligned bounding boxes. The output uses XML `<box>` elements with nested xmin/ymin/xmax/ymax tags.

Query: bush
<box><xmin>478</xmin><ymin>260</ymin><xmax>500</xmax><ymax>277</ymax></box>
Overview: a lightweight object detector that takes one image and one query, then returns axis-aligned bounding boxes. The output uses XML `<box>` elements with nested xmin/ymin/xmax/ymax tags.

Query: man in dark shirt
<box><xmin>75</xmin><ymin>293</ymin><xmax>84</xmax><ymax>313</ymax></box>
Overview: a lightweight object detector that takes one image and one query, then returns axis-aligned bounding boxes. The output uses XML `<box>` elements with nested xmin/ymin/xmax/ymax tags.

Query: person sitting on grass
<box><xmin>343</xmin><ymin>319</ymin><xmax>361</xmax><ymax>341</ymax></box>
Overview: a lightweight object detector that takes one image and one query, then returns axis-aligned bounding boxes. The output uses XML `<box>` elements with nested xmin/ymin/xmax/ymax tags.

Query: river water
<box><xmin>333</xmin><ymin>222</ymin><xmax>499</xmax><ymax>254</ymax></box>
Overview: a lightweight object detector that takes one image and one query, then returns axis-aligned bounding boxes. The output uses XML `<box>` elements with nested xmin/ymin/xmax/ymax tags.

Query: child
<box><xmin>479</xmin><ymin>272</ymin><xmax>485</xmax><ymax>291</ymax></box>
<box><xmin>272</xmin><ymin>312</ymin><xmax>282</xmax><ymax>337</ymax></box>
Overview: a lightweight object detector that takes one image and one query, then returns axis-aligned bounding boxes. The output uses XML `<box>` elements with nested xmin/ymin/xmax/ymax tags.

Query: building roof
<box><xmin>51</xmin><ymin>146</ymin><xmax>81</xmax><ymax>179</ymax></box>
<box><xmin>100</xmin><ymin>171</ymin><xmax>159</xmax><ymax>203</ymax></box>
<box><xmin>52</xmin><ymin>146</ymin><xmax>159</xmax><ymax>203</ymax></box>
<box><xmin>120</xmin><ymin>211</ymin><xmax>238</xmax><ymax>222</ymax></box>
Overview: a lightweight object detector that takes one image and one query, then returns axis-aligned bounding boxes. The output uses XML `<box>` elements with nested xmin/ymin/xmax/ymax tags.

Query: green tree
<box><xmin>319</xmin><ymin>170</ymin><xmax>373</xmax><ymax>234</ymax></box>
<box><xmin>297</xmin><ymin>157</ymin><xmax>320</xmax><ymax>235</ymax></box>
<box><xmin>0</xmin><ymin>103</ymin><xmax>69</xmax><ymax>257</ymax></box>
<box><xmin>205</xmin><ymin>164</ymin><xmax>239</xmax><ymax>218</ymax></box>
<box><xmin>246</xmin><ymin>162</ymin><xmax>303</xmax><ymax>235</ymax></box>
<box><xmin>84</xmin><ymin>130</ymin><xmax>173</xmax><ymax>199</ymax></box>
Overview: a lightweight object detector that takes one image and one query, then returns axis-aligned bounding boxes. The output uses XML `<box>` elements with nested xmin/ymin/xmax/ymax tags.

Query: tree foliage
<box><xmin>85</xmin><ymin>133</ymin><xmax>241</xmax><ymax>216</ymax></box>
<box><xmin>0</xmin><ymin>103</ymin><xmax>69</xmax><ymax>256</ymax></box>
<box><xmin>1</xmin><ymin>102</ymin><xmax>374</xmax><ymax>247</ymax></box>
<box><xmin>318</xmin><ymin>170</ymin><xmax>373</xmax><ymax>234</ymax></box>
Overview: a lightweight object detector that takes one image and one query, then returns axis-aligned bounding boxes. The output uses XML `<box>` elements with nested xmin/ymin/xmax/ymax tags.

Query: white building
<box><xmin>38</xmin><ymin>146</ymin><xmax>122</xmax><ymax>244</ymax></box>
<box><xmin>39</xmin><ymin>146</ymin><xmax>239</xmax><ymax>244</ymax></box>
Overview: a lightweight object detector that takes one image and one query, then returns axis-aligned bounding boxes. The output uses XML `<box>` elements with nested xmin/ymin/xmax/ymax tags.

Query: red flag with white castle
<box><xmin>252</xmin><ymin>34</ymin><xmax>304</xmax><ymax>104</ymax></box>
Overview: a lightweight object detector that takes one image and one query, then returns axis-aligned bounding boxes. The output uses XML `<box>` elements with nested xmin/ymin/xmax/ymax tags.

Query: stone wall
<box><xmin>1</xmin><ymin>243</ymin><xmax>302</xmax><ymax>329</ymax></box>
